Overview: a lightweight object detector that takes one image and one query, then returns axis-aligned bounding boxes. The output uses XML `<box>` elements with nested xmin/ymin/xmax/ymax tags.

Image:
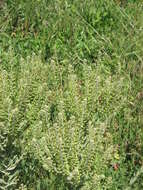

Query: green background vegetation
<box><xmin>0</xmin><ymin>0</ymin><xmax>143</xmax><ymax>189</ymax></box>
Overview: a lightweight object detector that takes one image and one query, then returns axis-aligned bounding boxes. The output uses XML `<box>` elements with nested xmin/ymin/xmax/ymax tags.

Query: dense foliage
<box><xmin>0</xmin><ymin>0</ymin><xmax>143</xmax><ymax>189</ymax></box>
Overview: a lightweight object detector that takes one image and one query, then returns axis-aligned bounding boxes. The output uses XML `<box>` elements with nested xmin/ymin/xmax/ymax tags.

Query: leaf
<box><xmin>114</xmin><ymin>153</ymin><xmax>120</xmax><ymax>160</ymax></box>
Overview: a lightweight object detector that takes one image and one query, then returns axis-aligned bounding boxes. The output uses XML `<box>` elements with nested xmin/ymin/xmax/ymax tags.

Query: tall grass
<box><xmin>0</xmin><ymin>0</ymin><xmax>143</xmax><ymax>189</ymax></box>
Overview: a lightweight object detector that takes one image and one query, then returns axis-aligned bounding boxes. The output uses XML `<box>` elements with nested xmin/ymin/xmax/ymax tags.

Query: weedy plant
<box><xmin>0</xmin><ymin>54</ymin><xmax>140</xmax><ymax>189</ymax></box>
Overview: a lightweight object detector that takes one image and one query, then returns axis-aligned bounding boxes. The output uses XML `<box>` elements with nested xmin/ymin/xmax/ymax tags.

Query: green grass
<box><xmin>0</xmin><ymin>0</ymin><xmax>143</xmax><ymax>189</ymax></box>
